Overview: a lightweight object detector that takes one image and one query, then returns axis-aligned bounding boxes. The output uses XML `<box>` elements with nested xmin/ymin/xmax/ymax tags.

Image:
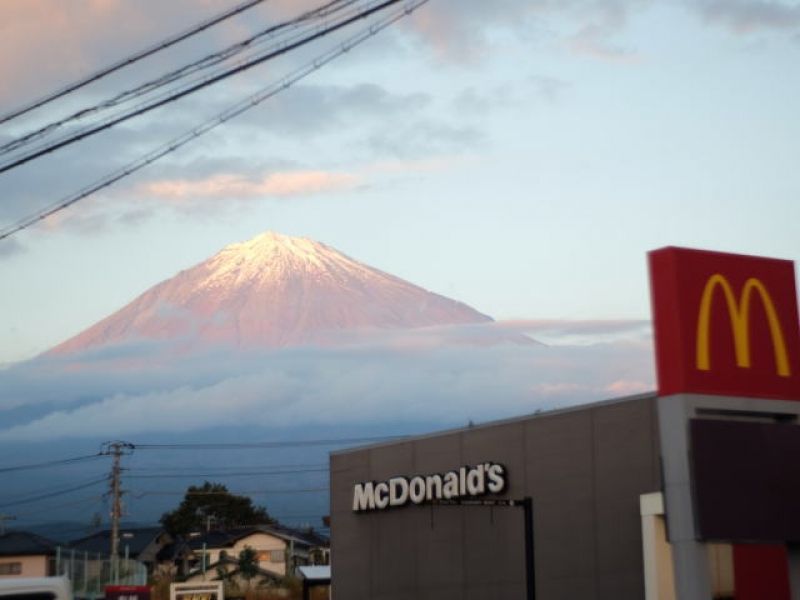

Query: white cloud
<box><xmin>0</xmin><ymin>237</ymin><xmax>26</xmax><ymax>259</ymax></box>
<box><xmin>141</xmin><ymin>170</ymin><xmax>359</xmax><ymax>201</ymax></box>
<box><xmin>689</xmin><ymin>0</ymin><xmax>800</xmax><ymax>35</ymax></box>
<box><xmin>0</xmin><ymin>322</ymin><xmax>655</xmax><ymax>441</ymax></box>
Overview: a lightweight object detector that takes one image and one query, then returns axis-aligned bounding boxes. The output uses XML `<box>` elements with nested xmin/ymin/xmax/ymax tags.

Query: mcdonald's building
<box><xmin>329</xmin><ymin>247</ymin><xmax>800</xmax><ymax>599</ymax></box>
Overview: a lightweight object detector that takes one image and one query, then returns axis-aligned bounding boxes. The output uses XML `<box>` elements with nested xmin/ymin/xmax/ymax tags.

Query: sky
<box><xmin>0</xmin><ymin>0</ymin><xmax>797</xmax><ymax>364</ymax></box>
<box><xmin>0</xmin><ymin>0</ymin><xmax>799</xmax><ymax>530</ymax></box>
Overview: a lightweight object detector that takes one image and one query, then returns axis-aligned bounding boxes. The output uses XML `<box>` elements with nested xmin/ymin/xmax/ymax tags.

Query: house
<box><xmin>180</xmin><ymin>525</ymin><xmax>329</xmax><ymax>585</ymax></box>
<box><xmin>0</xmin><ymin>531</ymin><xmax>58</xmax><ymax>578</ymax></box>
<box><xmin>182</xmin><ymin>551</ymin><xmax>283</xmax><ymax>590</ymax></box>
<box><xmin>154</xmin><ymin>538</ymin><xmax>193</xmax><ymax>579</ymax></box>
<box><xmin>68</xmin><ymin>527</ymin><xmax>170</xmax><ymax>572</ymax></box>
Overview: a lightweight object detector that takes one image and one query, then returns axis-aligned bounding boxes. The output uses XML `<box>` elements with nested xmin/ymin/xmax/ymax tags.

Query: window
<box><xmin>0</xmin><ymin>562</ymin><xmax>22</xmax><ymax>575</ymax></box>
<box><xmin>269</xmin><ymin>550</ymin><xmax>284</xmax><ymax>563</ymax></box>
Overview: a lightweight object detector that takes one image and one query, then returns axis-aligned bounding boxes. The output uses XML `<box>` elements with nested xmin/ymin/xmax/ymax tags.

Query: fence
<box><xmin>53</xmin><ymin>547</ymin><xmax>148</xmax><ymax>599</ymax></box>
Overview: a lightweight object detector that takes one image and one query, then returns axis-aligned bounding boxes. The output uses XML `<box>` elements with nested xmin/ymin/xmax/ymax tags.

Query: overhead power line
<box><xmin>0</xmin><ymin>476</ymin><xmax>108</xmax><ymax>509</ymax></box>
<box><xmin>0</xmin><ymin>453</ymin><xmax>104</xmax><ymax>474</ymax></box>
<box><xmin>133</xmin><ymin>486</ymin><xmax>329</xmax><ymax>497</ymax></box>
<box><xmin>11</xmin><ymin>494</ymin><xmax>106</xmax><ymax>520</ymax></box>
<box><xmin>127</xmin><ymin>467</ymin><xmax>328</xmax><ymax>479</ymax></box>
<box><xmin>129</xmin><ymin>461</ymin><xmax>327</xmax><ymax>472</ymax></box>
<box><xmin>0</xmin><ymin>0</ymin><xmax>430</xmax><ymax>242</ymax></box>
<box><xmin>0</xmin><ymin>0</ymin><xmax>359</xmax><ymax>157</ymax></box>
<box><xmin>0</xmin><ymin>0</ymin><xmax>270</xmax><ymax>126</ymax></box>
<box><xmin>133</xmin><ymin>435</ymin><xmax>407</xmax><ymax>450</ymax></box>
<box><xmin>0</xmin><ymin>0</ymin><xmax>407</xmax><ymax>176</ymax></box>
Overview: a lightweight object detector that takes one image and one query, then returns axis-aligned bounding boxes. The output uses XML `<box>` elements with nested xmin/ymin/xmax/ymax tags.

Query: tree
<box><xmin>215</xmin><ymin>556</ymin><xmax>229</xmax><ymax>585</ymax></box>
<box><xmin>237</xmin><ymin>546</ymin><xmax>259</xmax><ymax>590</ymax></box>
<box><xmin>160</xmin><ymin>481</ymin><xmax>273</xmax><ymax>536</ymax></box>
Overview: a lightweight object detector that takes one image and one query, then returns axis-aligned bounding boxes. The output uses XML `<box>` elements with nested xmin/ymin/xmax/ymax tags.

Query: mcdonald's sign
<box><xmin>649</xmin><ymin>247</ymin><xmax>800</xmax><ymax>400</ymax></box>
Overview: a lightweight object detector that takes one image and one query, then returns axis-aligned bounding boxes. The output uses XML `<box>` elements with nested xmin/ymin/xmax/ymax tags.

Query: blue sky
<box><xmin>1</xmin><ymin>0</ymin><xmax>799</xmax><ymax>364</ymax></box>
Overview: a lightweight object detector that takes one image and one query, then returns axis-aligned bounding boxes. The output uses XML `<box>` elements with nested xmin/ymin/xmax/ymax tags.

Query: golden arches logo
<box><xmin>696</xmin><ymin>274</ymin><xmax>791</xmax><ymax>377</ymax></box>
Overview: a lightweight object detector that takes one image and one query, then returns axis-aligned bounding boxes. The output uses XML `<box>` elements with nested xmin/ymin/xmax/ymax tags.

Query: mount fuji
<box><xmin>51</xmin><ymin>231</ymin><xmax>495</xmax><ymax>354</ymax></box>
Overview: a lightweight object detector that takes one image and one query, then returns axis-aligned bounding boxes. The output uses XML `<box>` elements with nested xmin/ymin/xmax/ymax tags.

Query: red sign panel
<box><xmin>105</xmin><ymin>586</ymin><xmax>151</xmax><ymax>600</ymax></box>
<box><xmin>648</xmin><ymin>247</ymin><xmax>800</xmax><ymax>400</ymax></box>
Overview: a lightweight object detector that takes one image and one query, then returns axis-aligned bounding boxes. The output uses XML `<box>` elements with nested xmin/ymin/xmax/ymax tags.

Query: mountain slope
<box><xmin>51</xmin><ymin>232</ymin><xmax>493</xmax><ymax>354</ymax></box>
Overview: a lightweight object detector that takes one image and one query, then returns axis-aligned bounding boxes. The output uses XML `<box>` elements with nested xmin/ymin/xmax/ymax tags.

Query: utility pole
<box><xmin>102</xmin><ymin>441</ymin><xmax>134</xmax><ymax>559</ymax></box>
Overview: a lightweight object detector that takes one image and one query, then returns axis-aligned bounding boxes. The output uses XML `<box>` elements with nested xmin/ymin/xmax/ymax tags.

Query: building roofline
<box><xmin>0</xmin><ymin>531</ymin><xmax>59</xmax><ymax>557</ymax></box>
<box><xmin>0</xmin><ymin>549</ymin><xmax>58</xmax><ymax>557</ymax></box>
<box><xmin>330</xmin><ymin>391</ymin><xmax>657</xmax><ymax>456</ymax></box>
<box><xmin>68</xmin><ymin>526</ymin><xmax>163</xmax><ymax>546</ymax></box>
<box><xmin>185</xmin><ymin>525</ymin><xmax>319</xmax><ymax>550</ymax></box>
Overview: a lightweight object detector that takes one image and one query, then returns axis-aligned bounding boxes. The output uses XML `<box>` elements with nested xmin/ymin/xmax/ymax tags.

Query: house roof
<box><xmin>268</xmin><ymin>524</ymin><xmax>329</xmax><ymax>548</ymax></box>
<box><xmin>0</xmin><ymin>531</ymin><xmax>59</xmax><ymax>557</ymax></box>
<box><xmin>156</xmin><ymin>540</ymin><xmax>192</xmax><ymax>562</ymax></box>
<box><xmin>184</xmin><ymin>525</ymin><xmax>327</xmax><ymax>552</ymax></box>
<box><xmin>184</xmin><ymin>528</ymin><xmax>255</xmax><ymax>551</ymax></box>
<box><xmin>69</xmin><ymin>526</ymin><xmax>163</xmax><ymax>557</ymax></box>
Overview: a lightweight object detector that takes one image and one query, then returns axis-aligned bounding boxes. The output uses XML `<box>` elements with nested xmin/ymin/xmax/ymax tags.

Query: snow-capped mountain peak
<box><xmin>50</xmin><ymin>231</ymin><xmax>493</xmax><ymax>354</ymax></box>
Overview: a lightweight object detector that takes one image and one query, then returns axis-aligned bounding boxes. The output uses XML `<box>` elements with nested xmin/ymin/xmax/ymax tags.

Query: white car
<box><xmin>0</xmin><ymin>577</ymin><xmax>72</xmax><ymax>600</ymax></box>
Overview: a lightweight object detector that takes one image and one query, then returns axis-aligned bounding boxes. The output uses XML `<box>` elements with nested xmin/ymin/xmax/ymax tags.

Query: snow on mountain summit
<box><xmin>205</xmin><ymin>231</ymin><xmax>390</xmax><ymax>286</ymax></box>
<box><xmin>50</xmin><ymin>231</ymin><xmax>494</xmax><ymax>354</ymax></box>
<box><xmin>214</xmin><ymin>231</ymin><xmax>334</xmax><ymax>274</ymax></box>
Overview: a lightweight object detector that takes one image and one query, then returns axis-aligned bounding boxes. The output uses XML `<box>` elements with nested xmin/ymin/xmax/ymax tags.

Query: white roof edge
<box><xmin>330</xmin><ymin>391</ymin><xmax>658</xmax><ymax>456</ymax></box>
<box><xmin>297</xmin><ymin>565</ymin><xmax>331</xmax><ymax>580</ymax></box>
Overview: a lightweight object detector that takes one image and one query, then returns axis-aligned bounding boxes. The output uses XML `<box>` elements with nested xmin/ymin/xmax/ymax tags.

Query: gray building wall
<box><xmin>330</xmin><ymin>394</ymin><xmax>662</xmax><ymax>599</ymax></box>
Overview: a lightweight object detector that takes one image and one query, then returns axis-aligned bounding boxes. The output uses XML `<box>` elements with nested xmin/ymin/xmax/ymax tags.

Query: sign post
<box><xmin>648</xmin><ymin>246</ymin><xmax>800</xmax><ymax>600</ymax></box>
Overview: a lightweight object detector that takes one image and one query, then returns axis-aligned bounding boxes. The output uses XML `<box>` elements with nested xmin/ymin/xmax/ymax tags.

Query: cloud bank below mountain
<box><xmin>0</xmin><ymin>320</ymin><xmax>654</xmax><ymax>441</ymax></box>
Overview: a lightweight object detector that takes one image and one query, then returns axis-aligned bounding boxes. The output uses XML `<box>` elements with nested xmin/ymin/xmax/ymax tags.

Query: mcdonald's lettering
<box><xmin>695</xmin><ymin>274</ymin><xmax>790</xmax><ymax>377</ymax></box>
<box><xmin>649</xmin><ymin>247</ymin><xmax>800</xmax><ymax>401</ymax></box>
